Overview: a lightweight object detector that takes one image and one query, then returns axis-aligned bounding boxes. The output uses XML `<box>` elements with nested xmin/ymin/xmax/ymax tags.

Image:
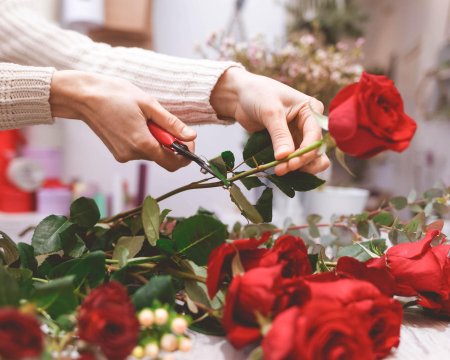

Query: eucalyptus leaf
<box><xmin>255</xmin><ymin>188</ymin><xmax>273</xmax><ymax>223</ymax></box>
<box><xmin>32</xmin><ymin>215</ymin><xmax>75</xmax><ymax>256</ymax></box>
<box><xmin>373</xmin><ymin>212</ymin><xmax>394</xmax><ymax>226</ymax></box>
<box><xmin>173</xmin><ymin>215</ymin><xmax>227</xmax><ymax>266</ymax></box>
<box><xmin>70</xmin><ymin>197</ymin><xmax>100</xmax><ymax>228</ymax></box>
<box><xmin>336</xmin><ymin>239</ymin><xmax>386</xmax><ymax>262</ymax></box>
<box><xmin>229</xmin><ymin>184</ymin><xmax>263</xmax><ymax>224</ymax></box>
<box><xmin>132</xmin><ymin>275</ymin><xmax>175</xmax><ymax>310</ymax></box>
<box><xmin>113</xmin><ymin>236</ymin><xmax>145</xmax><ymax>264</ymax></box>
<box><xmin>390</xmin><ymin>196</ymin><xmax>407</xmax><ymax>210</ymax></box>
<box><xmin>0</xmin><ymin>231</ymin><xmax>19</xmax><ymax>265</ymax></box>
<box><xmin>331</xmin><ymin>226</ymin><xmax>356</xmax><ymax>246</ymax></box>
<box><xmin>142</xmin><ymin>195</ymin><xmax>160</xmax><ymax>246</ymax></box>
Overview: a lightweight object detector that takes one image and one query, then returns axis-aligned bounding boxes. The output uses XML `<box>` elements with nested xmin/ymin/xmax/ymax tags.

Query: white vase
<box><xmin>301</xmin><ymin>186</ymin><xmax>370</xmax><ymax>221</ymax></box>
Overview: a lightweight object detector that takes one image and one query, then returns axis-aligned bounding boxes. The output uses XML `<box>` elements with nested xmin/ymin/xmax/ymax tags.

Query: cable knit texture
<box><xmin>0</xmin><ymin>0</ymin><xmax>241</xmax><ymax>129</ymax></box>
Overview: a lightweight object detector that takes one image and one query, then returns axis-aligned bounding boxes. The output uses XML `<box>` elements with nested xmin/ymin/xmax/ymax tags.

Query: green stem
<box><xmin>101</xmin><ymin>139</ymin><xmax>323</xmax><ymax>223</ymax></box>
<box><xmin>32</xmin><ymin>277</ymin><xmax>49</xmax><ymax>284</ymax></box>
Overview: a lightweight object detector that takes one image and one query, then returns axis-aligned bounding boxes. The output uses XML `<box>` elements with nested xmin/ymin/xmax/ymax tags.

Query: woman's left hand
<box><xmin>211</xmin><ymin>67</ymin><xmax>330</xmax><ymax>176</ymax></box>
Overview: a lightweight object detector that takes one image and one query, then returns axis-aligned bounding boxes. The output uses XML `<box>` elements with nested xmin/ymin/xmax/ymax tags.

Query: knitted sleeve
<box><xmin>0</xmin><ymin>0</ymin><xmax>242</xmax><ymax>129</ymax></box>
<box><xmin>0</xmin><ymin>63</ymin><xmax>54</xmax><ymax>129</ymax></box>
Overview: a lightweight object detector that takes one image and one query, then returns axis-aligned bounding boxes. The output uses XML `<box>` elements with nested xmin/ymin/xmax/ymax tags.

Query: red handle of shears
<box><xmin>147</xmin><ymin>122</ymin><xmax>177</xmax><ymax>148</ymax></box>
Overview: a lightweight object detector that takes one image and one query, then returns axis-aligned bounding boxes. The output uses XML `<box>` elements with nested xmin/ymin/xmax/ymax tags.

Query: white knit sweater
<box><xmin>0</xmin><ymin>0</ymin><xmax>240</xmax><ymax>130</ymax></box>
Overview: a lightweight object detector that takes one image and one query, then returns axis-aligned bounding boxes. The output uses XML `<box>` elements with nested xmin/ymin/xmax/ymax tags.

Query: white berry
<box><xmin>178</xmin><ymin>337</ymin><xmax>193</xmax><ymax>352</ymax></box>
<box><xmin>170</xmin><ymin>317</ymin><xmax>188</xmax><ymax>335</ymax></box>
<box><xmin>154</xmin><ymin>308</ymin><xmax>169</xmax><ymax>326</ymax></box>
<box><xmin>160</xmin><ymin>333</ymin><xmax>178</xmax><ymax>352</ymax></box>
<box><xmin>138</xmin><ymin>308</ymin><xmax>154</xmax><ymax>328</ymax></box>
<box><xmin>144</xmin><ymin>343</ymin><xmax>159</xmax><ymax>359</ymax></box>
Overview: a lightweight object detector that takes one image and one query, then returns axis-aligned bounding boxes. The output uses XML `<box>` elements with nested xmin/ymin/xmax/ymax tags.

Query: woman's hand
<box><xmin>211</xmin><ymin>67</ymin><xmax>330</xmax><ymax>176</ymax></box>
<box><xmin>49</xmin><ymin>70</ymin><xmax>197</xmax><ymax>171</ymax></box>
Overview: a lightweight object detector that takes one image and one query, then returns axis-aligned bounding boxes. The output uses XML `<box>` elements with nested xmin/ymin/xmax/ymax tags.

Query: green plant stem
<box><xmin>163</xmin><ymin>267</ymin><xmax>207</xmax><ymax>283</ymax></box>
<box><xmin>32</xmin><ymin>277</ymin><xmax>49</xmax><ymax>284</ymax></box>
<box><xmin>102</xmin><ymin>139</ymin><xmax>323</xmax><ymax>223</ymax></box>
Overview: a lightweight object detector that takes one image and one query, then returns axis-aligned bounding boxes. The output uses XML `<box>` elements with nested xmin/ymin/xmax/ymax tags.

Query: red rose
<box><xmin>304</xmin><ymin>278</ymin><xmax>402</xmax><ymax>358</ymax></box>
<box><xmin>367</xmin><ymin>230</ymin><xmax>448</xmax><ymax>297</ymax></box>
<box><xmin>329</xmin><ymin>72</ymin><xmax>416</xmax><ymax>158</ymax></box>
<box><xmin>222</xmin><ymin>266</ymin><xmax>310</xmax><ymax>349</ymax></box>
<box><xmin>207</xmin><ymin>233</ymin><xmax>311</xmax><ymax>298</ymax></box>
<box><xmin>78</xmin><ymin>282</ymin><xmax>139</xmax><ymax>360</ymax></box>
<box><xmin>262</xmin><ymin>302</ymin><xmax>375</xmax><ymax>360</ymax></box>
<box><xmin>0</xmin><ymin>308</ymin><xmax>43</xmax><ymax>359</ymax></box>
<box><xmin>335</xmin><ymin>256</ymin><xmax>396</xmax><ymax>296</ymax></box>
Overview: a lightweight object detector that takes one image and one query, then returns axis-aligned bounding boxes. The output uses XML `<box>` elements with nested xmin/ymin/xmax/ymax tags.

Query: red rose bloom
<box><xmin>367</xmin><ymin>230</ymin><xmax>448</xmax><ymax>297</ymax></box>
<box><xmin>222</xmin><ymin>266</ymin><xmax>310</xmax><ymax>349</ymax></box>
<box><xmin>0</xmin><ymin>308</ymin><xmax>43</xmax><ymax>359</ymax></box>
<box><xmin>335</xmin><ymin>256</ymin><xmax>396</xmax><ymax>296</ymax></box>
<box><xmin>78</xmin><ymin>282</ymin><xmax>139</xmax><ymax>360</ymax></box>
<box><xmin>207</xmin><ymin>233</ymin><xmax>311</xmax><ymax>298</ymax></box>
<box><xmin>329</xmin><ymin>72</ymin><xmax>416</xmax><ymax>158</ymax></box>
<box><xmin>262</xmin><ymin>302</ymin><xmax>375</xmax><ymax>360</ymax></box>
<box><xmin>304</xmin><ymin>278</ymin><xmax>402</xmax><ymax>358</ymax></box>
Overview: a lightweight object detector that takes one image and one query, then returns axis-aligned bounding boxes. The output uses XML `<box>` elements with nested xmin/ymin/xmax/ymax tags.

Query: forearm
<box><xmin>0</xmin><ymin>63</ymin><xmax>54</xmax><ymax>129</ymax></box>
<box><xmin>0</xmin><ymin>0</ymin><xmax>242</xmax><ymax>125</ymax></box>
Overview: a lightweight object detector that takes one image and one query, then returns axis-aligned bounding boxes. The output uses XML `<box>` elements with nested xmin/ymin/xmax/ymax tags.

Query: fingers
<box><xmin>141</xmin><ymin>98</ymin><xmax>197</xmax><ymax>142</ymax></box>
<box><xmin>300</xmin><ymin>154</ymin><xmax>331</xmax><ymax>174</ymax></box>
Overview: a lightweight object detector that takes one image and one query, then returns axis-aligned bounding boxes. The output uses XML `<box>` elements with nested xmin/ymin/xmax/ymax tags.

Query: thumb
<box><xmin>141</xmin><ymin>98</ymin><xmax>197</xmax><ymax>141</ymax></box>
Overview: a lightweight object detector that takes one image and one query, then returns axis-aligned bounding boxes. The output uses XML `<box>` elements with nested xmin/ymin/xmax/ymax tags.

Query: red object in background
<box><xmin>0</xmin><ymin>130</ymin><xmax>34</xmax><ymax>212</ymax></box>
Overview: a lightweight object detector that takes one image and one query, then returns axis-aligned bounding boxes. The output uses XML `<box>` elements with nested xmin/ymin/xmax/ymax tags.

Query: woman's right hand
<box><xmin>49</xmin><ymin>70</ymin><xmax>197</xmax><ymax>171</ymax></box>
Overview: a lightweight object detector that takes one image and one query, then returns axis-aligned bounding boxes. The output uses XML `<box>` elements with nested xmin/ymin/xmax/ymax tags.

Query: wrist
<box><xmin>210</xmin><ymin>66</ymin><xmax>248</xmax><ymax>120</ymax></box>
<box><xmin>49</xmin><ymin>70</ymin><xmax>96</xmax><ymax>120</ymax></box>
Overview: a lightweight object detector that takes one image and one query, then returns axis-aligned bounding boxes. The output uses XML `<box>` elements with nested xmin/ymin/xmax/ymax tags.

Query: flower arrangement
<box><xmin>199</xmin><ymin>31</ymin><xmax>364</xmax><ymax>108</ymax></box>
<box><xmin>1</xmin><ymin>72</ymin><xmax>449</xmax><ymax>360</ymax></box>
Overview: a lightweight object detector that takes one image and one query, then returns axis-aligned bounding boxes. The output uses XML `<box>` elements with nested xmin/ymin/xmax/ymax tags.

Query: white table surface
<box><xmin>174</xmin><ymin>309</ymin><xmax>450</xmax><ymax>360</ymax></box>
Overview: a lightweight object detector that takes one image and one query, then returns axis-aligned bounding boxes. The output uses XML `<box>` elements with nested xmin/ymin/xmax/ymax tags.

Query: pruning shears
<box><xmin>147</xmin><ymin>121</ymin><xmax>219</xmax><ymax>179</ymax></box>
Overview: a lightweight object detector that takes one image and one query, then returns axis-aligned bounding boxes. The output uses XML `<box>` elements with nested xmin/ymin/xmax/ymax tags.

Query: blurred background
<box><xmin>1</xmin><ymin>0</ymin><xmax>450</xmax><ymax>240</ymax></box>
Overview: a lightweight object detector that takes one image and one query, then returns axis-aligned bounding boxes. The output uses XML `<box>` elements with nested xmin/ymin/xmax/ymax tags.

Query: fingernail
<box><xmin>181</xmin><ymin>127</ymin><xmax>196</xmax><ymax>138</ymax></box>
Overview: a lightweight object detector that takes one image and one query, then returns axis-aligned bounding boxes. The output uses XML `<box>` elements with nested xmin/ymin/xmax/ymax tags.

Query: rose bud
<box><xmin>138</xmin><ymin>308</ymin><xmax>154</xmax><ymax>328</ymax></box>
<box><xmin>154</xmin><ymin>308</ymin><xmax>169</xmax><ymax>326</ymax></box>
<box><xmin>160</xmin><ymin>334</ymin><xmax>178</xmax><ymax>352</ymax></box>
<box><xmin>131</xmin><ymin>346</ymin><xmax>145</xmax><ymax>359</ymax></box>
<box><xmin>170</xmin><ymin>317</ymin><xmax>188</xmax><ymax>335</ymax></box>
<box><xmin>144</xmin><ymin>343</ymin><xmax>159</xmax><ymax>359</ymax></box>
<box><xmin>178</xmin><ymin>337</ymin><xmax>193</xmax><ymax>352</ymax></box>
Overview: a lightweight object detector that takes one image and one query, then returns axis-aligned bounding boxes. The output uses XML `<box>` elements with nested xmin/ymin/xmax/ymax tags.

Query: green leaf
<box><xmin>335</xmin><ymin>148</ymin><xmax>355</xmax><ymax>176</ymax></box>
<box><xmin>113</xmin><ymin>236</ymin><xmax>145</xmax><ymax>265</ymax></box>
<box><xmin>142</xmin><ymin>195</ymin><xmax>160</xmax><ymax>246</ymax></box>
<box><xmin>49</xmin><ymin>251</ymin><xmax>105</xmax><ymax>289</ymax></box>
<box><xmin>70</xmin><ymin>197</ymin><xmax>100</xmax><ymax>228</ymax></box>
<box><xmin>229</xmin><ymin>184</ymin><xmax>263</xmax><ymax>224</ymax></box>
<box><xmin>390</xmin><ymin>196</ymin><xmax>407</xmax><ymax>210</ymax></box>
<box><xmin>156</xmin><ymin>238</ymin><xmax>176</xmax><ymax>255</ymax></box>
<box><xmin>356</xmin><ymin>220</ymin><xmax>369</xmax><ymax>238</ymax></box>
<box><xmin>132</xmin><ymin>275</ymin><xmax>175</xmax><ymax>310</ymax></box>
<box><xmin>208</xmin><ymin>155</ymin><xmax>227</xmax><ymax>176</ymax></box>
<box><xmin>240</xmin><ymin>176</ymin><xmax>265</xmax><ymax>190</ymax></box>
<box><xmin>254</xmin><ymin>188</ymin><xmax>273</xmax><ymax>223</ymax></box>
<box><xmin>405</xmin><ymin>212</ymin><xmax>425</xmax><ymax>234</ymax></box>
<box><xmin>17</xmin><ymin>243</ymin><xmax>38</xmax><ymax>273</ymax></box>
<box><xmin>184</xmin><ymin>279</ymin><xmax>211</xmax><ymax>309</ymax></box>
<box><xmin>331</xmin><ymin>226</ymin><xmax>356</xmax><ymax>246</ymax></box>
<box><xmin>32</xmin><ymin>215</ymin><xmax>75</xmax><ymax>256</ymax></box>
<box><xmin>33</xmin><ymin>276</ymin><xmax>78</xmax><ymax>318</ymax></box>
<box><xmin>336</xmin><ymin>239</ymin><xmax>386</xmax><ymax>262</ymax></box>
<box><xmin>243</xmin><ymin>130</ymin><xmax>275</xmax><ymax>168</ymax></box>
<box><xmin>309</xmin><ymin>102</ymin><xmax>329</xmax><ymax>130</ymax></box>
<box><xmin>173</xmin><ymin>215</ymin><xmax>227</xmax><ymax>266</ymax></box>
<box><xmin>0</xmin><ymin>231</ymin><xmax>19</xmax><ymax>265</ymax></box>
<box><xmin>268</xmin><ymin>172</ymin><xmax>325</xmax><ymax>198</ymax></box>
<box><xmin>159</xmin><ymin>209</ymin><xmax>172</xmax><ymax>225</ymax></box>
<box><xmin>64</xmin><ymin>234</ymin><xmax>86</xmax><ymax>258</ymax></box>
<box><xmin>221</xmin><ymin>151</ymin><xmax>235</xmax><ymax>170</ymax></box>
<box><xmin>208</xmin><ymin>163</ymin><xmax>230</xmax><ymax>186</ymax></box>
<box><xmin>307</xmin><ymin>214</ymin><xmax>321</xmax><ymax>238</ymax></box>
<box><xmin>373</xmin><ymin>212</ymin><xmax>394</xmax><ymax>227</ymax></box>
<box><xmin>0</xmin><ymin>266</ymin><xmax>20</xmax><ymax>306</ymax></box>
